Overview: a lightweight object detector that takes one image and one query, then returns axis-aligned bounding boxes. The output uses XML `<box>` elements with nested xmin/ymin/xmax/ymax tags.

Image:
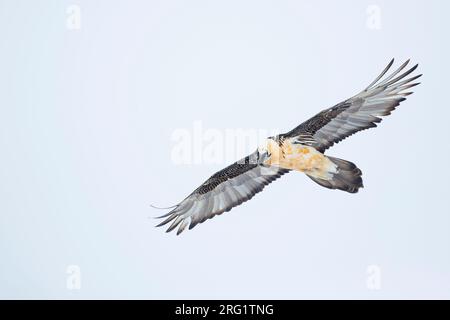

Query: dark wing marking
<box><xmin>283</xmin><ymin>59</ymin><xmax>422</xmax><ymax>152</ymax></box>
<box><xmin>156</xmin><ymin>153</ymin><xmax>289</xmax><ymax>235</ymax></box>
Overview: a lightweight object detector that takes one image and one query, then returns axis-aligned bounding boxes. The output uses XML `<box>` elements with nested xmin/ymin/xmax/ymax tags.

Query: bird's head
<box><xmin>257</xmin><ymin>138</ymin><xmax>278</xmax><ymax>164</ymax></box>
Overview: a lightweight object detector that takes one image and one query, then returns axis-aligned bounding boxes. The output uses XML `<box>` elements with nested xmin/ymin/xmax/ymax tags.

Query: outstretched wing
<box><xmin>283</xmin><ymin>59</ymin><xmax>422</xmax><ymax>152</ymax></box>
<box><xmin>156</xmin><ymin>152</ymin><xmax>289</xmax><ymax>235</ymax></box>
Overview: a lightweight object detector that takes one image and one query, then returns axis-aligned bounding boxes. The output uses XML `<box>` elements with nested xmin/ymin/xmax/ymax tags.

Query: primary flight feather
<box><xmin>156</xmin><ymin>59</ymin><xmax>421</xmax><ymax>235</ymax></box>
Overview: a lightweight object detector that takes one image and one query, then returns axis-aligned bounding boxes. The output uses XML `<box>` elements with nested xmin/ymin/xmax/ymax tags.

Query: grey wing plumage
<box><xmin>283</xmin><ymin>59</ymin><xmax>422</xmax><ymax>152</ymax></box>
<box><xmin>156</xmin><ymin>153</ymin><xmax>289</xmax><ymax>235</ymax></box>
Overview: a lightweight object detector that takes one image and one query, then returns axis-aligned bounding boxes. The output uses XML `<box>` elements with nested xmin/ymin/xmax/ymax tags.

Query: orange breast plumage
<box><xmin>264</xmin><ymin>138</ymin><xmax>337</xmax><ymax>180</ymax></box>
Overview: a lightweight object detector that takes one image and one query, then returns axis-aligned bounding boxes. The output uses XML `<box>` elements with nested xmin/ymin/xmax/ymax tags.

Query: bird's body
<box><xmin>261</xmin><ymin>137</ymin><xmax>337</xmax><ymax>180</ymax></box>
<box><xmin>156</xmin><ymin>59</ymin><xmax>422</xmax><ymax>235</ymax></box>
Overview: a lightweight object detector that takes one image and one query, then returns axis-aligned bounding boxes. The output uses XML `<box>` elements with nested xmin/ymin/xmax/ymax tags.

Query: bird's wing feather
<box><xmin>283</xmin><ymin>59</ymin><xmax>421</xmax><ymax>151</ymax></box>
<box><xmin>156</xmin><ymin>153</ymin><xmax>289</xmax><ymax>235</ymax></box>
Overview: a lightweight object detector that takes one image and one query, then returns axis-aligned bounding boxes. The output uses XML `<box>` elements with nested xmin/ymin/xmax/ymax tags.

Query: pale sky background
<box><xmin>0</xmin><ymin>0</ymin><xmax>449</xmax><ymax>299</ymax></box>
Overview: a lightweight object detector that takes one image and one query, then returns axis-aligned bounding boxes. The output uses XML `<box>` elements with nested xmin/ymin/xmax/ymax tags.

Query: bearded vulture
<box><xmin>156</xmin><ymin>59</ymin><xmax>421</xmax><ymax>235</ymax></box>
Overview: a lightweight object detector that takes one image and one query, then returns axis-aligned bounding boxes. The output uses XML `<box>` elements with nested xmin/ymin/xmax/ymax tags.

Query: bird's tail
<box><xmin>306</xmin><ymin>156</ymin><xmax>363</xmax><ymax>193</ymax></box>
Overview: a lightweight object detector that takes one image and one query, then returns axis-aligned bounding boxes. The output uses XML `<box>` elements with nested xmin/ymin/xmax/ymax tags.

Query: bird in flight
<box><xmin>156</xmin><ymin>59</ymin><xmax>421</xmax><ymax>235</ymax></box>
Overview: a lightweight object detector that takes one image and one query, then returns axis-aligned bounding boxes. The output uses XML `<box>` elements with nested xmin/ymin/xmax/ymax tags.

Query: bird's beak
<box><xmin>258</xmin><ymin>151</ymin><xmax>271</xmax><ymax>164</ymax></box>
